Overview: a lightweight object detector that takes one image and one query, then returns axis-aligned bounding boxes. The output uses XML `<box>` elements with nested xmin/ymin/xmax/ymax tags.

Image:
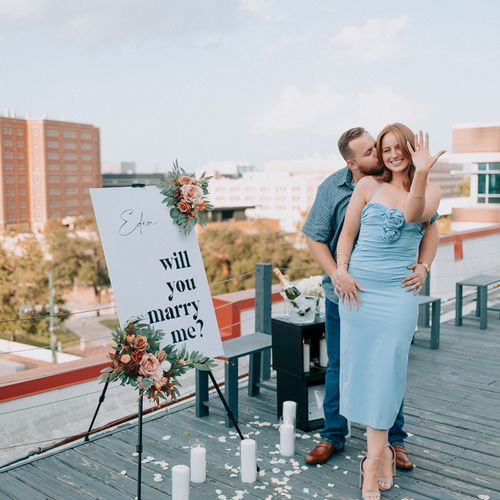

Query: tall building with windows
<box><xmin>0</xmin><ymin>116</ymin><xmax>101</xmax><ymax>232</ymax></box>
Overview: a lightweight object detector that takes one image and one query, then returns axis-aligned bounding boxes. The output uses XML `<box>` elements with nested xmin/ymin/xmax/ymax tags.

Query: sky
<box><xmin>1</xmin><ymin>0</ymin><xmax>499</xmax><ymax>172</ymax></box>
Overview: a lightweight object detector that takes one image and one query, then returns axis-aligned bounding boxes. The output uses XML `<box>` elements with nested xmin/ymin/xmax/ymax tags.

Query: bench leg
<box><xmin>455</xmin><ymin>284</ymin><xmax>463</xmax><ymax>326</ymax></box>
<box><xmin>430</xmin><ymin>299</ymin><xmax>440</xmax><ymax>349</ymax></box>
<box><xmin>479</xmin><ymin>286</ymin><xmax>488</xmax><ymax>330</ymax></box>
<box><xmin>225</xmin><ymin>358</ymin><xmax>238</xmax><ymax>427</ymax></box>
<box><xmin>248</xmin><ymin>351</ymin><xmax>262</xmax><ymax>397</ymax></box>
<box><xmin>195</xmin><ymin>369</ymin><xmax>209</xmax><ymax>418</ymax></box>
<box><xmin>476</xmin><ymin>288</ymin><xmax>481</xmax><ymax>317</ymax></box>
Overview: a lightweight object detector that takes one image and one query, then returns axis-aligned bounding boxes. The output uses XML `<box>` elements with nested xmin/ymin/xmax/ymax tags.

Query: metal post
<box><xmin>255</xmin><ymin>263</ymin><xmax>272</xmax><ymax>380</ymax></box>
<box><xmin>418</xmin><ymin>269</ymin><xmax>431</xmax><ymax>328</ymax></box>
<box><xmin>48</xmin><ymin>270</ymin><xmax>57</xmax><ymax>363</ymax></box>
<box><xmin>137</xmin><ymin>395</ymin><xmax>143</xmax><ymax>500</ymax></box>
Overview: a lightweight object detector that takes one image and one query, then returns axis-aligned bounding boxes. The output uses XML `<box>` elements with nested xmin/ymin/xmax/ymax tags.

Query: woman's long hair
<box><xmin>376</xmin><ymin>123</ymin><xmax>416</xmax><ymax>192</ymax></box>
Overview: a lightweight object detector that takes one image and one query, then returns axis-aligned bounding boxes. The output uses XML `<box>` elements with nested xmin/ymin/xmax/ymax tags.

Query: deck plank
<box><xmin>1</xmin><ymin>314</ymin><xmax>499</xmax><ymax>499</ymax></box>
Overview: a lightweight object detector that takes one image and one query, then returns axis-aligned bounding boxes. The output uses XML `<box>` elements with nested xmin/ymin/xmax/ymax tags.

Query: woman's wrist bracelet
<box><xmin>419</xmin><ymin>262</ymin><xmax>430</xmax><ymax>273</ymax></box>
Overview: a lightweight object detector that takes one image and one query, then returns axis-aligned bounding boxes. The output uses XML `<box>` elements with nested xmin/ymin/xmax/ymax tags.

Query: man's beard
<box><xmin>358</xmin><ymin>163</ymin><xmax>384</xmax><ymax>176</ymax></box>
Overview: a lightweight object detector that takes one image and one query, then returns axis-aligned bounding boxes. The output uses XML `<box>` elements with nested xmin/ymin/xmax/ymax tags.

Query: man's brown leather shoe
<box><xmin>393</xmin><ymin>445</ymin><xmax>414</xmax><ymax>470</ymax></box>
<box><xmin>305</xmin><ymin>442</ymin><xmax>344</xmax><ymax>464</ymax></box>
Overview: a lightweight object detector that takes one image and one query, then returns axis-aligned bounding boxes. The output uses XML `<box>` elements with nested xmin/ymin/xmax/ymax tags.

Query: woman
<box><xmin>335</xmin><ymin>123</ymin><xmax>443</xmax><ymax>499</ymax></box>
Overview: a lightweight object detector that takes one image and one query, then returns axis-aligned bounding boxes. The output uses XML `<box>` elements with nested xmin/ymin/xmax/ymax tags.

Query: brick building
<box><xmin>0</xmin><ymin>116</ymin><xmax>101</xmax><ymax>232</ymax></box>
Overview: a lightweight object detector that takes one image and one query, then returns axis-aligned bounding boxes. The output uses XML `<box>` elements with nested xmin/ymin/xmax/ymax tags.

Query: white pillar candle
<box><xmin>172</xmin><ymin>464</ymin><xmax>190</xmax><ymax>500</ymax></box>
<box><xmin>240</xmin><ymin>438</ymin><xmax>257</xmax><ymax>483</ymax></box>
<box><xmin>319</xmin><ymin>338</ymin><xmax>328</xmax><ymax>367</ymax></box>
<box><xmin>303</xmin><ymin>341</ymin><xmax>310</xmax><ymax>373</ymax></box>
<box><xmin>282</xmin><ymin>401</ymin><xmax>297</xmax><ymax>422</ymax></box>
<box><xmin>190</xmin><ymin>445</ymin><xmax>206</xmax><ymax>483</ymax></box>
<box><xmin>279</xmin><ymin>420</ymin><xmax>295</xmax><ymax>457</ymax></box>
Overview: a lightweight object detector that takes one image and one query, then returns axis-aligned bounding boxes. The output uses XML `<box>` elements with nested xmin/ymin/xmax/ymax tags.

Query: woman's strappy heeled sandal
<box><xmin>359</xmin><ymin>455</ymin><xmax>381</xmax><ymax>499</ymax></box>
<box><xmin>378</xmin><ymin>444</ymin><xmax>396</xmax><ymax>491</ymax></box>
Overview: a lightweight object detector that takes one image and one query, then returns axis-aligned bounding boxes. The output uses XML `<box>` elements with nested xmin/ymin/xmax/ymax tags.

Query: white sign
<box><xmin>90</xmin><ymin>186</ymin><xmax>223</xmax><ymax>358</ymax></box>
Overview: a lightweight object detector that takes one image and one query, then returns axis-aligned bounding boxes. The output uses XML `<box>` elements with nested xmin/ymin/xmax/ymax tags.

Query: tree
<box><xmin>0</xmin><ymin>244</ymin><xmax>17</xmax><ymax>340</ymax></box>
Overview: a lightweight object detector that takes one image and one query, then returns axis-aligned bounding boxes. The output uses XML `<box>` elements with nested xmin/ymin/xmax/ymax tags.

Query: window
<box><xmin>46</xmin><ymin>129</ymin><xmax>59</xmax><ymax>137</ymax></box>
<box><xmin>49</xmin><ymin>200</ymin><xmax>61</xmax><ymax>207</ymax></box>
<box><xmin>4</xmin><ymin>151</ymin><xmax>14</xmax><ymax>159</ymax></box>
<box><xmin>64</xmin><ymin>164</ymin><xmax>77</xmax><ymax>171</ymax></box>
<box><xmin>489</xmin><ymin>174</ymin><xmax>500</xmax><ymax>194</ymax></box>
<box><xmin>5</xmin><ymin>176</ymin><xmax>15</xmax><ymax>184</ymax></box>
<box><xmin>48</xmin><ymin>163</ymin><xmax>60</xmax><ymax>171</ymax></box>
<box><xmin>63</xmin><ymin>130</ymin><xmax>77</xmax><ymax>138</ymax></box>
<box><xmin>82</xmin><ymin>175</ymin><xmax>93</xmax><ymax>183</ymax></box>
<box><xmin>63</xmin><ymin>141</ymin><xmax>77</xmax><ymax>149</ymax></box>
<box><xmin>64</xmin><ymin>187</ymin><xmax>78</xmax><ymax>194</ymax></box>
<box><xmin>17</xmin><ymin>151</ymin><xmax>24</xmax><ymax>159</ymax></box>
<box><xmin>3</xmin><ymin>127</ymin><xmax>12</xmax><ymax>135</ymax></box>
<box><xmin>65</xmin><ymin>175</ymin><xmax>78</xmax><ymax>183</ymax></box>
<box><xmin>65</xmin><ymin>199</ymin><xmax>78</xmax><ymax>206</ymax></box>
<box><xmin>3</xmin><ymin>163</ymin><xmax>14</xmax><ymax>171</ymax></box>
<box><xmin>81</xmin><ymin>131</ymin><xmax>91</xmax><ymax>139</ymax></box>
<box><xmin>81</xmin><ymin>143</ymin><xmax>92</xmax><ymax>150</ymax></box>
<box><xmin>47</xmin><ymin>152</ymin><xmax>60</xmax><ymax>159</ymax></box>
<box><xmin>49</xmin><ymin>188</ymin><xmax>61</xmax><ymax>195</ymax></box>
<box><xmin>16</xmin><ymin>128</ymin><xmax>24</xmax><ymax>136</ymax></box>
<box><xmin>80</xmin><ymin>154</ymin><xmax>92</xmax><ymax>160</ymax></box>
<box><xmin>3</xmin><ymin>139</ymin><xmax>13</xmax><ymax>146</ymax></box>
<box><xmin>16</xmin><ymin>141</ymin><xmax>24</xmax><ymax>147</ymax></box>
<box><xmin>48</xmin><ymin>175</ymin><xmax>60</xmax><ymax>183</ymax></box>
<box><xmin>478</xmin><ymin>163</ymin><xmax>487</xmax><ymax>171</ymax></box>
<box><xmin>64</xmin><ymin>152</ymin><xmax>77</xmax><ymax>160</ymax></box>
<box><xmin>47</xmin><ymin>141</ymin><xmax>60</xmax><ymax>148</ymax></box>
<box><xmin>81</xmin><ymin>164</ymin><xmax>93</xmax><ymax>171</ymax></box>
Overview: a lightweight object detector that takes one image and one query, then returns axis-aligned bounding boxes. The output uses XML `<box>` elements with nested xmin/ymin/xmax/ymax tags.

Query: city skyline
<box><xmin>1</xmin><ymin>0</ymin><xmax>499</xmax><ymax>172</ymax></box>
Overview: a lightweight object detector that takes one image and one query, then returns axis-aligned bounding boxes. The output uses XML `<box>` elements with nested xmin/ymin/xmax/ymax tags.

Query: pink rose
<box><xmin>177</xmin><ymin>358</ymin><xmax>187</xmax><ymax>366</ymax></box>
<box><xmin>180</xmin><ymin>184</ymin><xmax>203</xmax><ymax>204</ymax></box>
<box><xmin>139</xmin><ymin>353</ymin><xmax>161</xmax><ymax>377</ymax></box>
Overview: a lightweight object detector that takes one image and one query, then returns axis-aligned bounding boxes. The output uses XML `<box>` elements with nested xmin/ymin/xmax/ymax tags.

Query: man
<box><xmin>302</xmin><ymin>127</ymin><xmax>439</xmax><ymax>470</ymax></box>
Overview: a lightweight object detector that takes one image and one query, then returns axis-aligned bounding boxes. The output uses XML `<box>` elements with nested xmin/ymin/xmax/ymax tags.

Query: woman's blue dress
<box><xmin>339</xmin><ymin>202</ymin><xmax>425</xmax><ymax>429</ymax></box>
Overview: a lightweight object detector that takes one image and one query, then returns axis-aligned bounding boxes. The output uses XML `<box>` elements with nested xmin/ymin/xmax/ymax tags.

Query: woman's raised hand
<box><xmin>407</xmin><ymin>131</ymin><xmax>446</xmax><ymax>173</ymax></box>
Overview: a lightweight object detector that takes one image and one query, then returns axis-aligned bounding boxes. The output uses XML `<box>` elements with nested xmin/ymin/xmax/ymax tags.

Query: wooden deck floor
<box><xmin>1</xmin><ymin>311</ymin><xmax>499</xmax><ymax>499</ymax></box>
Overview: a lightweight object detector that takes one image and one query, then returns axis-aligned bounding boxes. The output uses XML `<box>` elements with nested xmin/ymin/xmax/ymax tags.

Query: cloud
<box><xmin>238</xmin><ymin>0</ymin><xmax>274</xmax><ymax>20</ymax></box>
<box><xmin>329</xmin><ymin>16</ymin><xmax>408</xmax><ymax>63</ymax></box>
<box><xmin>254</xmin><ymin>84</ymin><xmax>427</xmax><ymax>137</ymax></box>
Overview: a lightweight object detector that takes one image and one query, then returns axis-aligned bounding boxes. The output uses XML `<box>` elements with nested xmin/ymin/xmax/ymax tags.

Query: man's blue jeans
<box><xmin>320</xmin><ymin>298</ymin><xmax>408</xmax><ymax>448</ymax></box>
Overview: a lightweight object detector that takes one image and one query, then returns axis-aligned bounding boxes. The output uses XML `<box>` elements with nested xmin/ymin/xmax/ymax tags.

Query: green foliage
<box><xmin>44</xmin><ymin>217</ymin><xmax>110</xmax><ymax>305</ymax></box>
<box><xmin>199</xmin><ymin>223</ymin><xmax>322</xmax><ymax>294</ymax></box>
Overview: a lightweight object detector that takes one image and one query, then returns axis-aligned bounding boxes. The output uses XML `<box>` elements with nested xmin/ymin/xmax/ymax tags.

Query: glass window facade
<box><xmin>476</xmin><ymin>163</ymin><xmax>500</xmax><ymax>203</ymax></box>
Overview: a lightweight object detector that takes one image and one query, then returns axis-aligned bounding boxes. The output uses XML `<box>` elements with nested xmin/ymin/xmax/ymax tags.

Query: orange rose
<box><xmin>134</xmin><ymin>335</ymin><xmax>148</xmax><ymax>351</ymax></box>
<box><xmin>156</xmin><ymin>351</ymin><xmax>166</xmax><ymax>363</ymax></box>
<box><xmin>178</xmin><ymin>175</ymin><xmax>196</xmax><ymax>186</ymax></box>
<box><xmin>125</xmin><ymin>334</ymin><xmax>135</xmax><ymax>344</ymax></box>
<box><xmin>177</xmin><ymin>358</ymin><xmax>187</xmax><ymax>366</ymax></box>
<box><xmin>120</xmin><ymin>354</ymin><xmax>131</xmax><ymax>364</ymax></box>
<box><xmin>139</xmin><ymin>353</ymin><xmax>161</xmax><ymax>377</ymax></box>
<box><xmin>154</xmin><ymin>376</ymin><xmax>169</xmax><ymax>390</ymax></box>
<box><xmin>131</xmin><ymin>350</ymin><xmax>144</xmax><ymax>364</ymax></box>
<box><xmin>197</xmin><ymin>201</ymin><xmax>206</xmax><ymax>211</ymax></box>
<box><xmin>177</xmin><ymin>200</ymin><xmax>192</xmax><ymax>213</ymax></box>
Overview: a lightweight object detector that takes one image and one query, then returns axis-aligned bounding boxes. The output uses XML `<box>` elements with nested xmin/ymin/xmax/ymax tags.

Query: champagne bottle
<box><xmin>273</xmin><ymin>268</ymin><xmax>311</xmax><ymax>316</ymax></box>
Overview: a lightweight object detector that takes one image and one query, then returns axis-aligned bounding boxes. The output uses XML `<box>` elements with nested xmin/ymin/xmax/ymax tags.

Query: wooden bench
<box><xmin>415</xmin><ymin>295</ymin><xmax>441</xmax><ymax>349</ymax></box>
<box><xmin>195</xmin><ymin>333</ymin><xmax>272</xmax><ymax>427</ymax></box>
<box><xmin>455</xmin><ymin>274</ymin><xmax>500</xmax><ymax>330</ymax></box>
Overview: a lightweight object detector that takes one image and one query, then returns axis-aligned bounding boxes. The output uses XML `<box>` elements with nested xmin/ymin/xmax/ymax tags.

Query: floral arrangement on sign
<box><xmin>101</xmin><ymin>320</ymin><xmax>215</xmax><ymax>404</ymax></box>
<box><xmin>160</xmin><ymin>160</ymin><xmax>213</xmax><ymax>234</ymax></box>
